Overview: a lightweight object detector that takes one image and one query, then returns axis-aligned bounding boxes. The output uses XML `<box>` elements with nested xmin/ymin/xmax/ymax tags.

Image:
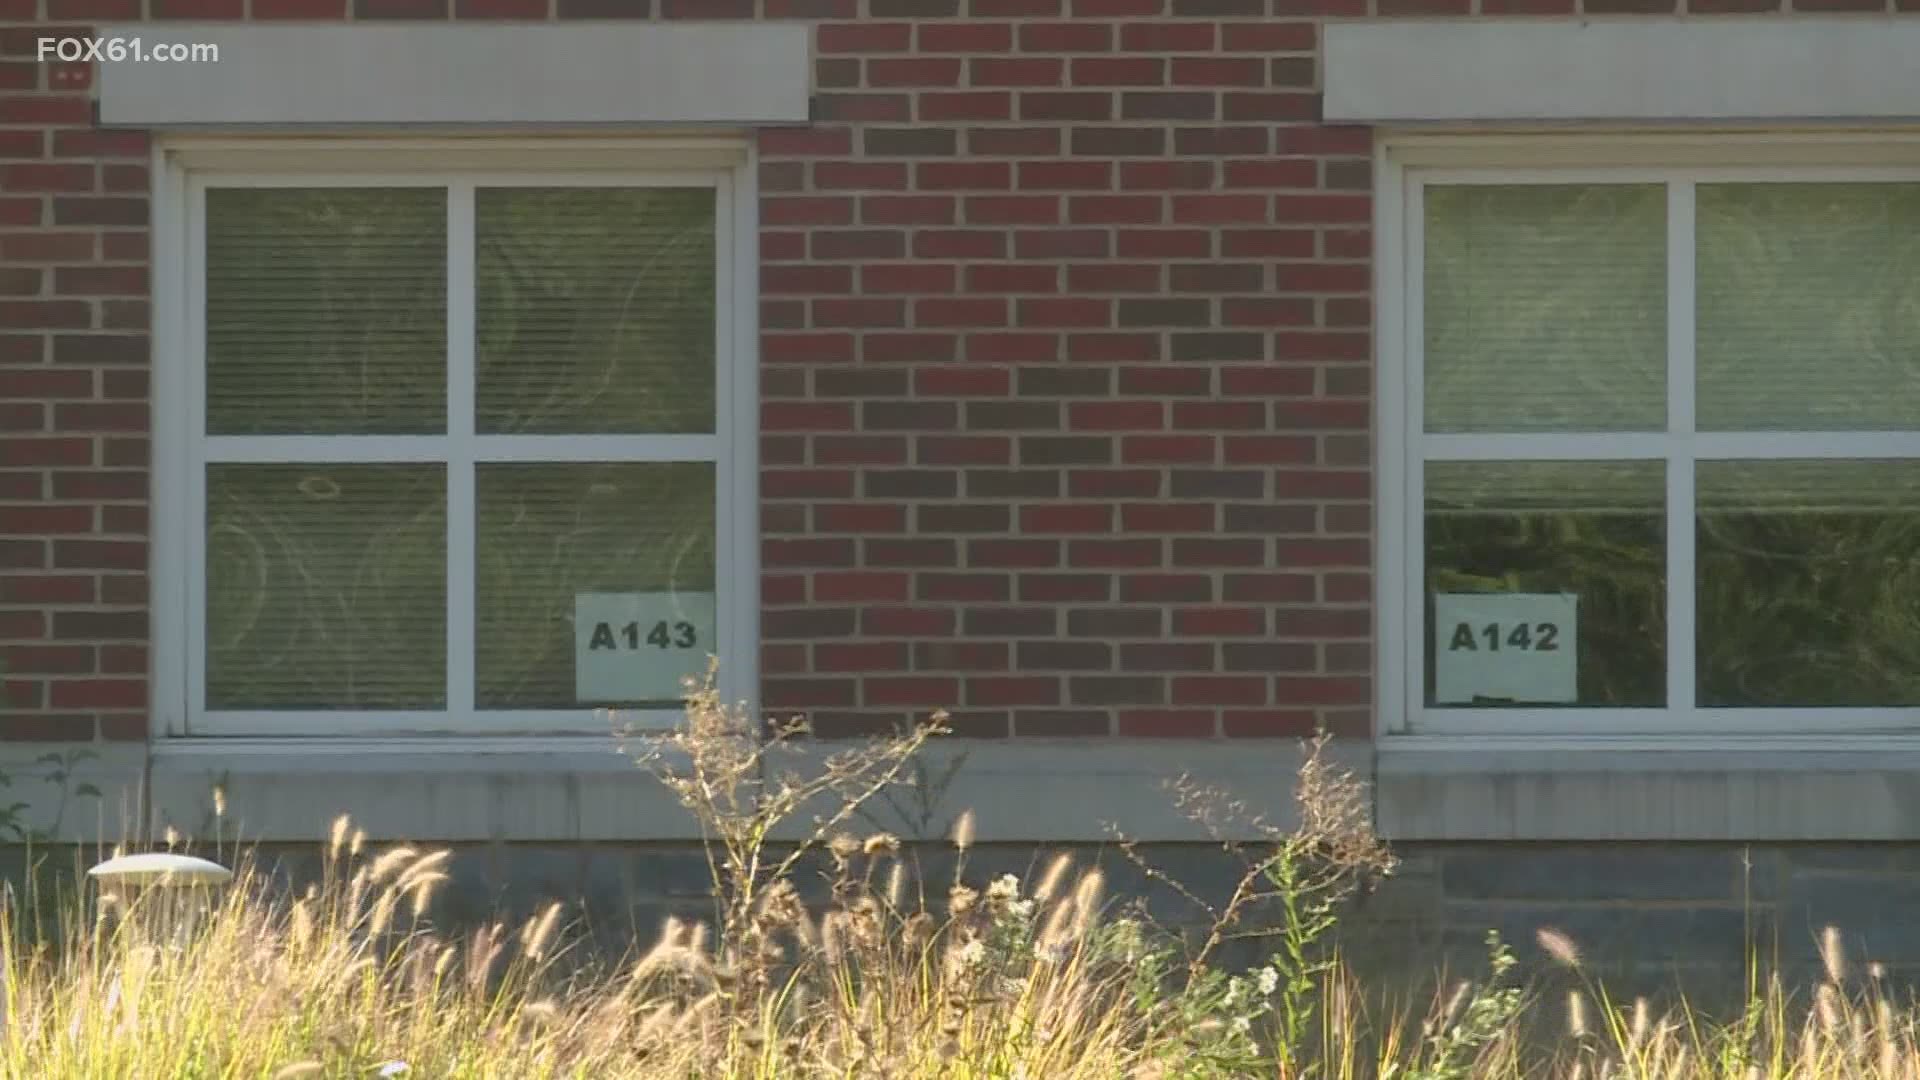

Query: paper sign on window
<box><xmin>574</xmin><ymin>591</ymin><xmax>716</xmax><ymax>704</ymax></box>
<box><xmin>1433</xmin><ymin>593</ymin><xmax>1577</xmax><ymax>705</ymax></box>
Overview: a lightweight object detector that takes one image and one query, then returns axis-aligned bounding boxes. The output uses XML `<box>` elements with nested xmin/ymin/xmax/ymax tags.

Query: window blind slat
<box><xmin>1698</xmin><ymin>183</ymin><xmax>1920</xmax><ymax>432</ymax></box>
<box><xmin>205</xmin><ymin>188</ymin><xmax>447</xmax><ymax>435</ymax></box>
<box><xmin>206</xmin><ymin>464</ymin><xmax>447</xmax><ymax>709</ymax></box>
<box><xmin>475</xmin><ymin>188</ymin><xmax>717</xmax><ymax>436</ymax></box>
<box><xmin>1425</xmin><ymin>184</ymin><xmax>1666</xmax><ymax>434</ymax></box>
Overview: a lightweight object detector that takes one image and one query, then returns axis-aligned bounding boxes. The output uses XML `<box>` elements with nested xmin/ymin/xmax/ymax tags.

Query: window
<box><xmin>155</xmin><ymin>142</ymin><xmax>756</xmax><ymax>737</ymax></box>
<box><xmin>1383</xmin><ymin>138</ymin><xmax>1920</xmax><ymax>736</ymax></box>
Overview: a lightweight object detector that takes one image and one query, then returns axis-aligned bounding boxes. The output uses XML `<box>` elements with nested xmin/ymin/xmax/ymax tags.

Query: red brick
<box><xmin>47</xmin><ymin>0</ymin><xmax>138</xmax><ymax>15</ymax></box>
<box><xmin>1171</xmin><ymin>58</ymin><xmax>1265</xmax><ymax>87</ymax></box>
<box><xmin>916</xmin><ymin>231</ymin><xmax>1005</xmax><ymax>260</ymax></box>
<box><xmin>919</xmin><ymin>22</ymin><xmax>1013</xmax><ymax>51</ymax></box>
<box><xmin>759</xmin><ymin>128</ymin><xmax>855</xmax><ymax>158</ymax></box>
<box><xmin>1221</xmin><ymin>21</ymin><xmax>1316</xmax><ymax>50</ymax></box>
<box><xmin>964</xmin><ymin>264</ymin><xmax>1058</xmax><ymax>293</ymax></box>
<box><xmin>1115</xmin><ymin>229</ymin><xmax>1209</xmax><ymax>257</ymax></box>
<box><xmin>54</xmin><ymin>266</ymin><xmax>144</xmax><ymax>296</ymax></box>
<box><xmin>1222</xmin><ymin>436</ymin><xmax>1314</xmax><ymax>464</ymax></box>
<box><xmin>1120</xmin><ymin>22</ymin><xmax>1214</xmax><ymax>50</ymax></box>
<box><xmin>0</xmin><ymin>130</ymin><xmax>40</xmax><ymax>158</ymax></box>
<box><xmin>863</xmin><ymin>195</ymin><xmax>957</xmax><ymax>225</ymax></box>
<box><xmin>0</xmin><ymin>96</ymin><xmax>88</xmax><ymax>126</ymax></box>
<box><xmin>153</xmin><ymin>0</ymin><xmax>247</xmax><ymax>11</ymax></box>
<box><xmin>971</xmin><ymin>58</ymin><xmax>1064</xmax><ymax>86</ymax></box>
<box><xmin>1068</xmin><ymin>195</ymin><xmax>1162</xmax><ymax>226</ymax></box>
<box><xmin>869</xmin><ymin>57</ymin><xmax>964</xmax><ymax>87</ymax></box>
<box><xmin>968</xmin><ymin>676</ymin><xmax>1059</xmax><ymax>706</ymax></box>
<box><xmin>254</xmin><ymin>0</ymin><xmax>351</xmax><ymax>14</ymax></box>
<box><xmin>760</xmin><ymin>402</ymin><xmax>854</xmax><ymax>431</ymax></box>
<box><xmin>964</xmin><ymin>333</ymin><xmax>1060</xmax><ymax>362</ymax></box>
<box><xmin>48</xmin><ymin>678</ymin><xmax>143</xmax><ymax>708</ymax></box>
<box><xmin>965</xmin><ymin>196</ymin><xmax>1060</xmax><ymax>225</ymax></box>
<box><xmin>1118</xmin><ymin>710</ymin><xmax>1215</xmax><ymax>737</ymax></box>
<box><xmin>1223</xmin><ymin>710</ymin><xmax>1317</xmax><ymax>737</ymax></box>
<box><xmin>1017</xmin><ymin>228</ymin><xmax>1108</xmax><ymax>257</ymax></box>
<box><xmin>921</xmin><ymin>92</ymin><xmax>1013</xmax><ymax>122</ymax></box>
<box><xmin>817</xmin><ymin>22</ymin><xmax>910</xmax><ymax>52</ymax></box>
<box><xmin>1019</xmin><ymin>160</ymin><xmax>1112</xmax><ymax>190</ymax></box>
<box><xmin>866</xmin><ymin>676</ymin><xmax>960</xmax><ymax>707</ymax></box>
<box><xmin>1021</xmin><ymin>504</ymin><xmax>1113</xmax><ymax>532</ymax></box>
<box><xmin>0</xmin><ymin>436</ymin><xmax>88</xmax><ymax>466</ymax></box>
<box><xmin>863</xmin><ymin>264</ymin><xmax>958</xmax><ymax>294</ymax></box>
<box><xmin>918</xmin><ymin>161</ymin><xmax>1012</xmax><ymax>190</ymax></box>
<box><xmin>1019</xmin><ymin>92</ymin><xmax>1112</xmax><ymax>121</ymax></box>
<box><xmin>0</xmin><ymin>505</ymin><xmax>90</xmax><ymax>533</ymax></box>
<box><xmin>1019</xmin><ymin>298</ymin><xmax>1110</xmax><ymax>328</ymax></box>
<box><xmin>1020</xmin><ymin>22</ymin><xmax>1112</xmax><ymax>51</ymax></box>
<box><xmin>812</xmin><ymin>162</ymin><xmax>909</xmax><ymax>191</ymax></box>
<box><xmin>1221</xmin><ymin>229</ymin><xmax>1315</xmax><ymax>258</ymax></box>
<box><xmin>1172</xmin><ymin>676</ymin><xmax>1266</xmax><ymax>706</ymax></box>
<box><xmin>1071</xmin><ymin>57</ymin><xmax>1164</xmax><ymax>86</ymax></box>
<box><xmin>916</xmin><ymin>366</ymin><xmax>1011</xmax><ymax>396</ymax></box>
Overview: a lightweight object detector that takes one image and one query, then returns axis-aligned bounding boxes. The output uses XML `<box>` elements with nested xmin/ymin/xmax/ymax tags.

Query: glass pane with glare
<box><xmin>1698</xmin><ymin>460</ymin><xmax>1920</xmax><ymax>706</ymax></box>
<box><xmin>207</xmin><ymin>464</ymin><xmax>446</xmax><ymax>709</ymax></box>
<box><xmin>205</xmin><ymin>188</ymin><xmax>447</xmax><ymax>435</ymax></box>
<box><xmin>476</xmin><ymin>188</ymin><xmax>717</xmax><ymax>435</ymax></box>
<box><xmin>1425</xmin><ymin>461</ymin><xmax>1665</xmax><ymax>707</ymax></box>
<box><xmin>1698</xmin><ymin>183</ymin><xmax>1920</xmax><ymax>431</ymax></box>
<box><xmin>1425</xmin><ymin>185</ymin><xmax>1666</xmax><ymax>433</ymax></box>
<box><xmin>476</xmin><ymin>462</ymin><xmax>716</xmax><ymax>709</ymax></box>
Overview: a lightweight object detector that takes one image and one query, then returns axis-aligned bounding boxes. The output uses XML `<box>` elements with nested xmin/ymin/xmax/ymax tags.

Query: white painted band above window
<box><xmin>1326</xmin><ymin>19</ymin><xmax>1920</xmax><ymax>124</ymax></box>
<box><xmin>97</xmin><ymin>24</ymin><xmax>811</xmax><ymax>127</ymax></box>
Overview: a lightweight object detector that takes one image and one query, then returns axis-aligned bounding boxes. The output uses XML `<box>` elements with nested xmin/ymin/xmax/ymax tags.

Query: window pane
<box><xmin>1698</xmin><ymin>461</ymin><xmax>1920</xmax><ymax>707</ymax></box>
<box><xmin>1698</xmin><ymin>184</ymin><xmax>1920</xmax><ymax>431</ymax></box>
<box><xmin>1426</xmin><ymin>461</ymin><xmax>1665</xmax><ymax>707</ymax></box>
<box><xmin>476</xmin><ymin>188</ymin><xmax>717</xmax><ymax>435</ymax></box>
<box><xmin>207</xmin><ymin>465</ymin><xmax>446</xmax><ymax>709</ymax></box>
<box><xmin>1424</xmin><ymin>185</ymin><xmax>1666</xmax><ymax>433</ymax></box>
<box><xmin>476</xmin><ymin>462</ymin><xmax>716</xmax><ymax>709</ymax></box>
<box><xmin>206</xmin><ymin>189</ymin><xmax>446</xmax><ymax>435</ymax></box>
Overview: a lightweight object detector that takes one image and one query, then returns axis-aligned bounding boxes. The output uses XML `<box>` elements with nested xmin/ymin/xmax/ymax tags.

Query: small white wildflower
<box><xmin>376</xmin><ymin>1063</ymin><xmax>412</xmax><ymax>1078</ymax></box>
<box><xmin>988</xmin><ymin>873</ymin><xmax>1021</xmax><ymax>903</ymax></box>
<box><xmin>1257</xmin><ymin>966</ymin><xmax>1280</xmax><ymax>996</ymax></box>
<box><xmin>1231</xmin><ymin>1016</ymin><xmax>1252</xmax><ymax>1035</ymax></box>
<box><xmin>1008</xmin><ymin>898</ymin><xmax>1035</xmax><ymax>920</ymax></box>
<box><xmin>956</xmin><ymin>939</ymin><xmax>987</xmax><ymax>968</ymax></box>
<box><xmin>1222</xmin><ymin>980</ymin><xmax>1241</xmax><ymax>1008</ymax></box>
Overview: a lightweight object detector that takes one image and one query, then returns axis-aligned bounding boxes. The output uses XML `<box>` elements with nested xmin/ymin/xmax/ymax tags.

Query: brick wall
<box><xmin>0</xmin><ymin>1</ymin><xmax>1859</xmax><ymax>745</ymax></box>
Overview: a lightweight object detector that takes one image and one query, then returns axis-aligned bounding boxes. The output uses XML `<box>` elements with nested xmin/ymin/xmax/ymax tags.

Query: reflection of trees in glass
<box><xmin>206</xmin><ymin>188</ymin><xmax>447</xmax><ymax>435</ymax></box>
<box><xmin>475</xmin><ymin>463</ymin><xmax>715</xmax><ymax>710</ymax></box>
<box><xmin>1698</xmin><ymin>462</ymin><xmax>1920</xmax><ymax>707</ymax></box>
<box><xmin>477</xmin><ymin>188</ymin><xmax>716</xmax><ymax>435</ymax></box>
<box><xmin>1425</xmin><ymin>462</ymin><xmax>1665</xmax><ymax>707</ymax></box>
<box><xmin>1699</xmin><ymin>184</ymin><xmax>1920</xmax><ymax>431</ymax></box>
<box><xmin>1425</xmin><ymin>184</ymin><xmax>1666</xmax><ymax>433</ymax></box>
<box><xmin>207</xmin><ymin>465</ymin><xmax>447</xmax><ymax>709</ymax></box>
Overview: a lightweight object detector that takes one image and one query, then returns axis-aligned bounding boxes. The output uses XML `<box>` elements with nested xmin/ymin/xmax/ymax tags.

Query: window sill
<box><xmin>147</xmin><ymin>737</ymin><xmax>1360</xmax><ymax>845</ymax></box>
<box><xmin>1377</xmin><ymin>735</ymin><xmax>1920</xmax><ymax>841</ymax></box>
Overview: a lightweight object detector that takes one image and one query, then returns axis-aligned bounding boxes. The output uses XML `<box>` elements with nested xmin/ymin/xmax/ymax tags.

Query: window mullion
<box><xmin>1665</xmin><ymin>179</ymin><xmax>1698</xmax><ymax>717</ymax></box>
<box><xmin>1404</xmin><ymin>174</ymin><xmax>1428</xmax><ymax>730</ymax></box>
<box><xmin>446</xmin><ymin>182</ymin><xmax>477</xmax><ymax>718</ymax></box>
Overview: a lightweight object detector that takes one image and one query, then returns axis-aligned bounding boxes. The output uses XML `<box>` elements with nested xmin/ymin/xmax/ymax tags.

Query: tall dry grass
<box><xmin>1</xmin><ymin>676</ymin><xmax>1918</xmax><ymax>1076</ymax></box>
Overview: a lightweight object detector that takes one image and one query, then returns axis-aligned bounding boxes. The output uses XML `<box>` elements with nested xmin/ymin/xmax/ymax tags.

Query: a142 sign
<box><xmin>574</xmin><ymin>591</ymin><xmax>715</xmax><ymax>704</ymax></box>
<box><xmin>1432</xmin><ymin>592</ymin><xmax>1577</xmax><ymax>705</ymax></box>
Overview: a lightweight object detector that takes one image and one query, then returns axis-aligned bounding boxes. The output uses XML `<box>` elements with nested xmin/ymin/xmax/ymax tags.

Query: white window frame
<box><xmin>152</xmin><ymin>137</ymin><xmax>760</xmax><ymax>738</ymax></box>
<box><xmin>1377</xmin><ymin>131</ymin><xmax>1920</xmax><ymax>739</ymax></box>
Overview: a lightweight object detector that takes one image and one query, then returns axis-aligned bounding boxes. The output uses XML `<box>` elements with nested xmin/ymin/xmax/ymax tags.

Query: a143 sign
<box><xmin>1432</xmin><ymin>593</ymin><xmax>1577</xmax><ymax>705</ymax></box>
<box><xmin>574</xmin><ymin>591</ymin><xmax>715</xmax><ymax>704</ymax></box>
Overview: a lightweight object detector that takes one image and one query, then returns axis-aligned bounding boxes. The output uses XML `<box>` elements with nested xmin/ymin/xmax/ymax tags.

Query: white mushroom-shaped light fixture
<box><xmin>88</xmin><ymin>852</ymin><xmax>233</xmax><ymax>889</ymax></box>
